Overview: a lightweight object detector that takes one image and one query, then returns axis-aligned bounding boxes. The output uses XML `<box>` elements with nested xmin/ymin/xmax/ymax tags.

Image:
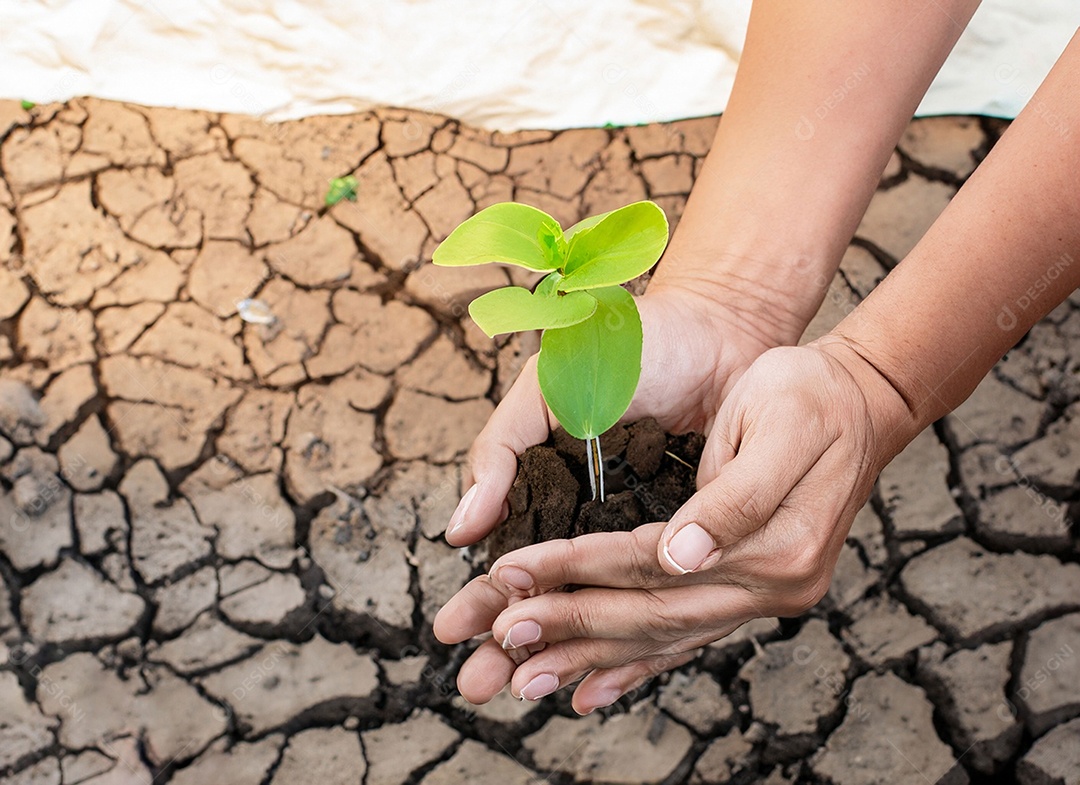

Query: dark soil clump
<box><xmin>484</xmin><ymin>418</ymin><xmax>704</xmax><ymax>563</ymax></box>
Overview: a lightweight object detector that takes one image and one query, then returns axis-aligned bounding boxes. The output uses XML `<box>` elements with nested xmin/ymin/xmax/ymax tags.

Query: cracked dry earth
<box><xmin>0</xmin><ymin>97</ymin><xmax>1077</xmax><ymax>785</ymax></box>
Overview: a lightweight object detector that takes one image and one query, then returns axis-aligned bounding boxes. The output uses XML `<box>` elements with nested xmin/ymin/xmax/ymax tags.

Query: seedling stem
<box><xmin>586</xmin><ymin>436</ymin><xmax>605</xmax><ymax>502</ymax></box>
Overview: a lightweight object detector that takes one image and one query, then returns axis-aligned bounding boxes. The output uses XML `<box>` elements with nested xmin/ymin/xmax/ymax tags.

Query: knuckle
<box><xmin>558</xmin><ymin>538</ymin><xmax>584</xmax><ymax>585</ymax></box>
<box><xmin>628</xmin><ymin>530</ymin><xmax>662</xmax><ymax>584</ymax></box>
<box><xmin>562</xmin><ymin>598</ymin><xmax>593</xmax><ymax>638</ymax></box>
<box><xmin>631</xmin><ymin>591</ymin><xmax>673</xmax><ymax>641</ymax></box>
<box><xmin>767</xmin><ymin>535</ymin><xmax>831</xmax><ymax>615</ymax></box>
<box><xmin>622</xmin><ymin>637</ymin><xmax>663</xmax><ymax>665</ymax></box>
<box><xmin>781</xmin><ymin>534</ymin><xmax>828</xmax><ymax>586</ymax></box>
<box><xmin>780</xmin><ymin>570</ymin><xmax>829</xmax><ymax>614</ymax></box>
<box><xmin>550</xmin><ymin>640</ymin><xmax>607</xmax><ymax>674</ymax></box>
<box><xmin>633</xmin><ymin>591</ymin><xmax>695</xmax><ymax>650</ymax></box>
<box><xmin>788</xmin><ymin>576</ymin><xmax>831</xmax><ymax>614</ymax></box>
<box><xmin>785</xmin><ymin>555</ymin><xmax>821</xmax><ymax>587</ymax></box>
<box><xmin>706</xmin><ymin>485</ymin><xmax>766</xmax><ymax>539</ymax></box>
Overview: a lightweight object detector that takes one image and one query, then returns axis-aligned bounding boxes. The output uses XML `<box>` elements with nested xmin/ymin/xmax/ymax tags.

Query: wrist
<box><xmin>648</xmin><ymin>241</ymin><xmax>838</xmax><ymax>349</ymax></box>
<box><xmin>811</xmin><ymin>332</ymin><xmax>924</xmax><ymax>461</ymax></box>
<box><xmin>648</xmin><ymin>165</ymin><xmax>856</xmax><ymax>347</ymax></box>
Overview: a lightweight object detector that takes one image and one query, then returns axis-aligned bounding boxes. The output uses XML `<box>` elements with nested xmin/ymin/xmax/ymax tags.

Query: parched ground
<box><xmin>0</xmin><ymin>97</ymin><xmax>1078</xmax><ymax>785</ymax></box>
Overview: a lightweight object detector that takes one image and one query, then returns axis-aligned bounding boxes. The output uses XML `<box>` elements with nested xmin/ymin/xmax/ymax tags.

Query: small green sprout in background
<box><xmin>325</xmin><ymin>175</ymin><xmax>358</xmax><ymax>206</ymax></box>
<box><xmin>433</xmin><ymin>200</ymin><xmax>669</xmax><ymax>500</ymax></box>
<box><xmin>20</xmin><ymin>100</ymin><xmax>35</xmax><ymax>110</ymax></box>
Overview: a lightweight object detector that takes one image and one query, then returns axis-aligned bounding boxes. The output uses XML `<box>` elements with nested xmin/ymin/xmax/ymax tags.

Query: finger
<box><xmin>508</xmin><ymin>637</ymin><xmax>657</xmax><ymax>701</ymax></box>
<box><xmin>455</xmin><ymin>637</ymin><xmax>516</xmax><ymax>705</ymax></box>
<box><xmin>696</xmin><ymin>426</ymin><xmax>736</xmax><ymax>489</ymax></box>
<box><xmin>491</xmin><ymin>584</ymin><xmax>754</xmax><ymax>650</ymax></box>
<box><xmin>446</xmin><ymin>354</ymin><xmax>558</xmax><ymax>546</ymax></box>
<box><xmin>657</xmin><ymin>420</ymin><xmax>835</xmax><ymax>575</ymax></box>
<box><xmin>433</xmin><ymin>575</ymin><xmax>513</xmax><ymax>644</ymax></box>
<box><xmin>488</xmin><ymin>524</ymin><xmax>683</xmax><ymax>594</ymax></box>
<box><xmin>508</xmin><ymin>632</ymin><xmax>717</xmax><ymax>703</ymax></box>
<box><xmin>504</xmin><ymin>637</ymin><xmax>547</xmax><ymax>667</ymax></box>
<box><xmin>444</xmin><ymin>523</ymin><xmax>720</xmax><ymax>648</ymax></box>
<box><xmin>572</xmin><ymin>650</ymin><xmax>700</xmax><ymax>715</ymax></box>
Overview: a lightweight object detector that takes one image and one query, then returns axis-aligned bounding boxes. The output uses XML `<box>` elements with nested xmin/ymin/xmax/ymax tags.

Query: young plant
<box><xmin>432</xmin><ymin>201</ymin><xmax>669</xmax><ymax>501</ymax></box>
<box><xmin>325</xmin><ymin>175</ymin><xmax>358</xmax><ymax>206</ymax></box>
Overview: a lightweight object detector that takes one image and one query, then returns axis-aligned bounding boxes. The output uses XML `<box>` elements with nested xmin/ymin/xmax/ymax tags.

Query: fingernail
<box><xmin>662</xmin><ymin>522</ymin><xmax>716</xmax><ymax>574</ymax></box>
<box><xmin>447</xmin><ymin>484</ymin><xmax>477</xmax><ymax>537</ymax></box>
<box><xmin>502</xmin><ymin>620</ymin><xmax>542</xmax><ymax>650</ymax></box>
<box><xmin>494</xmin><ymin>565</ymin><xmax>533</xmax><ymax>592</ymax></box>
<box><xmin>520</xmin><ymin>672</ymin><xmax>559</xmax><ymax>701</ymax></box>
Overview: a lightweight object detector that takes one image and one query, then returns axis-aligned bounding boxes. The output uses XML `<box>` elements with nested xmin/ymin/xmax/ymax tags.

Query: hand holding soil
<box><xmin>435</xmin><ymin>339</ymin><xmax>915</xmax><ymax>712</ymax></box>
<box><xmin>442</xmin><ymin>284</ymin><xmax>782</xmax><ymax>549</ymax></box>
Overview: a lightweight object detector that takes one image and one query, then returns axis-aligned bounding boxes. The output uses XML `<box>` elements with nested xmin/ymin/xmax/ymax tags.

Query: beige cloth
<box><xmin>1</xmin><ymin>0</ymin><xmax>1077</xmax><ymax>130</ymax></box>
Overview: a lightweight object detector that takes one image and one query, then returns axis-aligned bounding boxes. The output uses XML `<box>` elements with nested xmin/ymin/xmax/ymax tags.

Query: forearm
<box><xmin>831</xmin><ymin>30</ymin><xmax>1080</xmax><ymax>438</ymax></box>
<box><xmin>652</xmin><ymin>0</ymin><xmax>981</xmax><ymax>344</ymax></box>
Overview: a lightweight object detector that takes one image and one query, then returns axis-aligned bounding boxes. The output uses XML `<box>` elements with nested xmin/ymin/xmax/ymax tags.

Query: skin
<box><xmin>436</xmin><ymin>2</ymin><xmax>1080</xmax><ymax>714</ymax></box>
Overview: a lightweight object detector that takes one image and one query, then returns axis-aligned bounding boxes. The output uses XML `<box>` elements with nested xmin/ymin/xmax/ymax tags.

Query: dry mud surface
<box><xmin>0</xmin><ymin>99</ymin><xmax>1078</xmax><ymax>784</ymax></box>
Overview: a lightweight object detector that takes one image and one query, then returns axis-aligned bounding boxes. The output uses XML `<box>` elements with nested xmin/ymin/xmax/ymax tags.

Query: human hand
<box><xmin>444</xmin><ymin>271</ymin><xmax>801</xmax><ymax>548</ymax></box>
<box><xmin>435</xmin><ymin>338</ymin><xmax>916</xmax><ymax>712</ymax></box>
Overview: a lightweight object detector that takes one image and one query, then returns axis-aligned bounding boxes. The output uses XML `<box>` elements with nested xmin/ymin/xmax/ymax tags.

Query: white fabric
<box><xmin>1</xmin><ymin>0</ymin><xmax>1076</xmax><ymax>130</ymax></box>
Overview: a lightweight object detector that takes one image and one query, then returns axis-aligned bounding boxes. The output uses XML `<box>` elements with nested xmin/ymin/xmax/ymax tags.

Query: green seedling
<box><xmin>433</xmin><ymin>201</ymin><xmax>669</xmax><ymax>500</ymax></box>
<box><xmin>325</xmin><ymin>175</ymin><xmax>358</xmax><ymax>206</ymax></box>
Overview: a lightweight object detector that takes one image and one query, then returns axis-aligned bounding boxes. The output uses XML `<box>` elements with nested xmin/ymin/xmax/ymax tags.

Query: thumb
<box><xmin>657</xmin><ymin>426</ymin><xmax>831</xmax><ymax>575</ymax></box>
<box><xmin>446</xmin><ymin>354</ymin><xmax>558</xmax><ymax>546</ymax></box>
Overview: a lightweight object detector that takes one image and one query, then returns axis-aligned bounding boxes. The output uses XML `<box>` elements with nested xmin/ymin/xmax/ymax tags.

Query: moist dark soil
<box><xmin>484</xmin><ymin>418</ymin><xmax>705</xmax><ymax>564</ymax></box>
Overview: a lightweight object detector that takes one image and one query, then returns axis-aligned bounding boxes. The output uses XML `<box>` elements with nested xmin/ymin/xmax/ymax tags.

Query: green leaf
<box><xmin>432</xmin><ymin>203</ymin><xmax>564</xmax><ymax>271</ymax></box>
<box><xmin>537</xmin><ymin>285</ymin><xmax>642</xmax><ymax>439</ymax></box>
<box><xmin>20</xmin><ymin>100</ymin><xmax>35</xmax><ymax>110</ymax></box>
<box><xmin>535</xmin><ymin>271</ymin><xmax>563</xmax><ymax>297</ymax></box>
<box><xmin>559</xmin><ymin>201</ymin><xmax>669</xmax><ymax>292</ymax></box>
<box><xmin>537</xmin><ymin>223</ymin><xmax>567</xmax><ymax>268</ymax></box>
<box><xmin>563</xmin><ymin>209</ymin><xmax>611</xmax><ymax>242</ymax></box>
<box><xmin>325</xmin><ymin>175</ymin><xmax>358</xmax><ymax>206</ymax></box>
<box><xmin>468</xmin><ymin>286</ymin><xmax>597</xmax><ymax>338</ymax></box>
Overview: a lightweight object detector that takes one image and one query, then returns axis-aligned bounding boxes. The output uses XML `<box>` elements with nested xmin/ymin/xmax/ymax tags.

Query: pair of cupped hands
<box><xmin>434</xmin><ymin>272</ymin><xmax>913</xmax><ymax>714</ymax></box>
